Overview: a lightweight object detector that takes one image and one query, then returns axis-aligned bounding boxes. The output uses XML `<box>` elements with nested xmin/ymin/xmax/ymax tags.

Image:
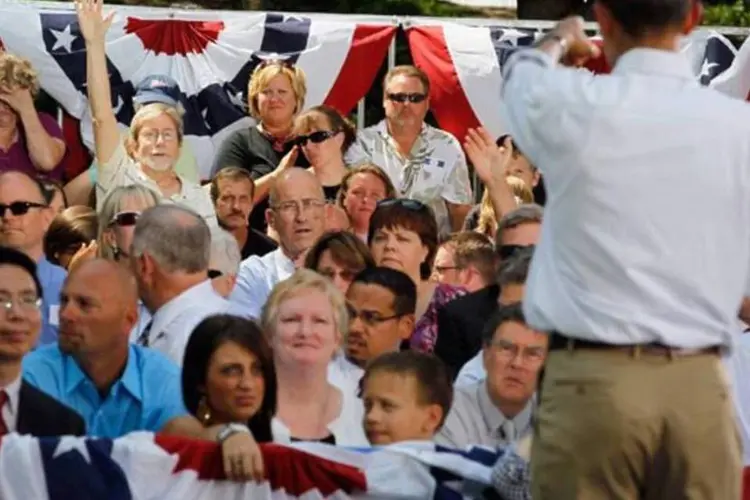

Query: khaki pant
<box><xmin>531</xmin><ymin>349</ymin><xmax>742</xmax><ymax>500</ymax></box>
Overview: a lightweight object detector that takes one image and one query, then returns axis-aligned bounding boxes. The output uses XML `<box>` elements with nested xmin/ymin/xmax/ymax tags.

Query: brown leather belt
<box><xmin>549</xmin><ymin>332</ymin><xmax>721</xmax><ymax>358</ymax></box>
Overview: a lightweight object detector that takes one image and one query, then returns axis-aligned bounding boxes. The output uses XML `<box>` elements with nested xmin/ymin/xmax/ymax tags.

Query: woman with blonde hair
<box><xmin>260</xmin><ymin>269</ymin><xmax>368</xmax><ymax>445</ymax></box>
<box><xmin>0</xmin><ymin>53</ymin><xmax>67</xmax><ymax>179</ymax></box>
<box><xmin>75</xmin><ymin>0</ymin><xmax>215</xmax><ymax>223</ymax></box>
<box><xmin>470</xmin><ymin>176</ymin><xmax>534</xmax><ymax>238</ymax></box>
<box><xmin>212</xmin><ymin>58</ymin><xmax>308</xmax><ymax>232</ymax></box>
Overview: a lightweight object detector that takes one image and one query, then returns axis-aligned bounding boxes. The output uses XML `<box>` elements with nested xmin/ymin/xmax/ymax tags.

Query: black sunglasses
<box><xmin>110</xmin><ymin>211</ymin><xmax>140</xmax><ymax>227</ymax></box>
<box><xmin>376</xmin><ymin>198</ymin><xmax>428</xmax><ymax>211</ymax></box>
<box><xmin>294</xmin><ymin>130</ymin><xmax>338</xmax><ymax>147</ymax></box>
<box><xmin>0</xmin><ymin>201</ymin><xmax>47</xmax><ymax>218</ymax></box>
<box><xmin>498</xmin><ymin>244</ymin><xmax>533</xmax><ymax>261</ymax></box>
<box><xmin>387</xmin><ymin>92</ymin><xmax>427</xmax><ymax>104</ymax></box>
<box><xmin>208</xmin><ymin>269</ymin><xmax>223</xmax><ymax>279</ymax></box>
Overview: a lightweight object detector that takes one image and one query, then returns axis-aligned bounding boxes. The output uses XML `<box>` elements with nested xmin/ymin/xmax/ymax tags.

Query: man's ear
<box><xmin>592</xmin><ymin>1</ymin><xmax>615</xmax><ymax>39</ymax></box>
<box><xmin>266</xmin><ymin>208</ymin><xmax>276</xmax><ymax>231</ymax></box>
<box><xmin>683</xmin><ymin>0</ymin><xmax>703</xmax><ymax>35</ymax></box>
<box><xmin>397</xmin><ymin>314</ymin><xmax>416</xmax><ymax>341</ymax></box>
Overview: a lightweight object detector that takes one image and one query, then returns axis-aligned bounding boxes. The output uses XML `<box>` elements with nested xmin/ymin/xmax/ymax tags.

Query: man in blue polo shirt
<box><xmin>22</xmin><ymin>258</ymin><xmax>187</xmax><ymax>437</ymax></box>
<box><xmin>0</xmin><ymin>171</ymin><xmax>65</xmax><ymax>345</ymax></box>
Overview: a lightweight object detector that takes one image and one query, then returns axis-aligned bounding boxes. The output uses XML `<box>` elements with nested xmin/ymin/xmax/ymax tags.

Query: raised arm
<box><xmin>75</xmin><ymin>0</ymin><xmax>120</xmax><ymax>168</ymax></box>
<box><xmin>464</xmin><ymin>128</ymin><xmax>518</xmax><ymax>221</ymax></box>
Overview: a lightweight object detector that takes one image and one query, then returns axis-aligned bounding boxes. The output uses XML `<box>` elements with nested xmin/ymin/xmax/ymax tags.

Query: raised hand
<box><xmin>552</xmin><ymin>16</ymin><xmax>600</xmax><ymax>67</ymax></box>
<box><xmin>74</xmin><ymin>0</ymin><xmax>114</xmax><ymax>43</ymax></box>
<box><xmin>0</xmin><ymin>85</ymin><xmax>36</xmax><ymax>117</ymax></box>
<box><xmin>464</xmin><ymin>128</ymin><xmax>512</xmax><ymax>187</ymax></box>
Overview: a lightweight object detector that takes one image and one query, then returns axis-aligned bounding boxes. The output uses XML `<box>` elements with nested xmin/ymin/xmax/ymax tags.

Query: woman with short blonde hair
<box><xmin>212</xmin><ymin>60</ymin><xmax>309</xmax><ymax>233</ymax></box>
<box><xmin>75</xmin><ymin>0</ymin><xmax>215</xmax><ymax>223</ymax></box>
<box><xmin>260</xmin><ymin>269</ymin><xmax>367</xmax><ymax>445</ymax></box>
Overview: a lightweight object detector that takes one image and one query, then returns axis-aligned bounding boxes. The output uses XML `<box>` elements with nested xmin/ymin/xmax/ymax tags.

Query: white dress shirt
<box><xmin>454</xmin><ymin>351</ymin><xmax>486</xmax><ymax>388</ymax></box>
<box><xmin>147</xmin><ymin>280</ymin><xmax>235</xmax><ymax>365</ymax></box>
<box><xmin>345</xmin><ymin>120</ymin><xmax>473</xmax><ymax>236</ymax></box>
<box><xmin>503</xmin><ymin>47</ymin><xmax>750</xmax><ymax>349</ymax></box>
<box><xmin>229</xmin><ymin>248</ymin><xmax>295</xmax><ymax>319</ymax></box>
<box><xmin>327</xmin><ymin>351</ymin><xmax>364</xmax><ymax>396</ymax></box>
<box><xmin>0</xmin><ymin>375</ymin><xmax>21</xmax><ymax>433</ymax></box>
<box><xmin>726</xmin><ymin>331</ymin><xmax>750</xmax><ymax>464</ymax></box>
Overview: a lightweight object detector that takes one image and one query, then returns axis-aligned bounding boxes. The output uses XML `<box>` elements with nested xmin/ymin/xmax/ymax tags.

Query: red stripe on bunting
<box><xmin>324</xmin><ymin>25</ymin><xmax>397</xmax><ymax>115</ymax></box>
<box><xmin>406</xmin><ymin>26</ymin><xmax>480</xmax><ymax>144</ymax></box>
<box><xmin>154</xmin><ymin>435</ymin><xmax>368</xmax><ymax>495</ymax></box>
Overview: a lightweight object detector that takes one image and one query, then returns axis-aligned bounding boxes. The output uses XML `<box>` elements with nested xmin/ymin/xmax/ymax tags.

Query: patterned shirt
<box><xmin>345</xmin><ymin>120</ymin><xmax>473</xmax><ymax>236</ymax></box>
<box><xmin>411</xmin><ymin>283</ymin><xmax>467</xmax><ymax>353</ymax></box>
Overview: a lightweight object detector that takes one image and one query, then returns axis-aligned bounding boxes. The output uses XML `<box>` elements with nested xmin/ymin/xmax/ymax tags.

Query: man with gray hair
<box><xmin>130</xmin><ymin>204</ymin><xmax>234</xmax><ymax>365</ymax></box>
<box><xmin>435</xmin><ymin>204</ymin><xmax>542</xmax><ymax>378</ymax></box>
<box><xmin>209</xmin><ymin>226</ymin><xmax>242</xmax><ymax>298</ymax></box>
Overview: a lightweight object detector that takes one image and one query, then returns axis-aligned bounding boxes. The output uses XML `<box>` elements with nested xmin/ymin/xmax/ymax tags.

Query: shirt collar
<box><xmin>150</xmin><ymin>279</ymin><xmax>216</xmax><ymax>335</ymax></box>
<box><xmin>62</xmin><ymin>345</ymin><xmax>142</xmax><ymax>401</ymax></box>
<box><xmin>2</xmin><ymin>374</ymin><xmax>22</xmax><ymax>417</ymax></box>
<box><xmin>478</xmin><ymin>381</ymin><xmax>534</xmax><ymax>439</ymax></box>
<box><xmin>273</xmin><ymin>248</ymin><xmax>296</xmax><ymax>276</ymax></box>
<box><xmin>611</xmin><ymin>48</ymin><xmax>694</xmax><ymax>81</ymax></box>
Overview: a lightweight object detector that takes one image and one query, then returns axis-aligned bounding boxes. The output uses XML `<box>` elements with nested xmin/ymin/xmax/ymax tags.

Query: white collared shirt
<box><xmin>97</xmin><ymin>141</ymin><xmax>217</xmax><ymax>225</ymax></box>
<box><xmin>229</xmin><ymin>248</ymin><xmax>296</xmax><ymax>319</ymax></box>
<box><xmin>327</xmin><ymin>351</ymin><xmax>364</xmax><ymax>396</ymax></box>
<box><xmin>1</xmin><ymin>375</ymin><xmax>22</xmax><ymax>433</ymax></box>
<box><xmin>503</xmin><ymin>47</ymin><xmax>750</xmax><ymax>349</ymax></box>
<box><xmin>345</xmin><ymin>120</ymin><xmax>473</xmax><ymax>236</ymax></box>
<box><xmin>148</xmin><ymin>280</ymin><xmax>234</xmax><ymax>365</ymax></box>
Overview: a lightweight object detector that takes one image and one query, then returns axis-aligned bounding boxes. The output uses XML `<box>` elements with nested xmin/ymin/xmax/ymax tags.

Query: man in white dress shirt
<box><xmin>230</xmin><ymin>169</ymin><xmax>326</xmax><ymax>318</ymax></box>
<box><xmin>130</xmin><ymin>204</ymin><xmax>235</xmax><ymax>365</ymax></box>
<box><xmin>502</xmin><ymin>2</ymin><xmax>750</xmax><ymax>497</ymax></box>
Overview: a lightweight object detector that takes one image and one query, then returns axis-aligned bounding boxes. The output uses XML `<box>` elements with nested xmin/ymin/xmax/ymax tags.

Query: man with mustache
<box><xmin>346</xmin><ymin>65</ymin><xmax>473</xmax><ymax>238</ymax></box>
<box><xmin>210</xmin><ymin>167</ymin><xmax>277</xmax><ymax>259</ymax></box>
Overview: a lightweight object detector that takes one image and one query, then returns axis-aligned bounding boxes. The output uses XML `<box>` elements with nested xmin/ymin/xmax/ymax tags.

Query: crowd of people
<box><xmin>2</xmin><ymin>0</ymin><xmax>750</xmax><ymax>498</ymax></box>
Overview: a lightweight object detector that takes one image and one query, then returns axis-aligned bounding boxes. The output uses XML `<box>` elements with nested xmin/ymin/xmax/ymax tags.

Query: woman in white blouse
<box><xmin>260</xmin><ymin>268</ymin><xmax>368</xmax><ymax>446</ymax></box>
<box><xmin>75</xmin><ymin>0</ymin><xmax>215</xmax><ymax>223</ymax></box>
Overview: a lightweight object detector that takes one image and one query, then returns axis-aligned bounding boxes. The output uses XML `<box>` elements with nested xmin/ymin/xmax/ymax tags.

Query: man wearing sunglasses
<box><xmin>0</xmin><ymin>171</ymin><xmax>65</xmax><ymax>346</ymax></box>
<box><xmin>435</xmin><ymin>205</ymin><xmax>542</xmax><ymax>379</ymax></box>
<box><xmin>345</xmin><ymin>65</ymin><xmax>473</xmax><ymax>238</ymax></box>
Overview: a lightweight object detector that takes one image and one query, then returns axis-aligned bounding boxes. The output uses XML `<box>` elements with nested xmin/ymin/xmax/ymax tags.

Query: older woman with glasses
<box><xmin>368</xmin><ymin>198</ymin><xmax>467</xmax><ymax>353</ymax></box>
<box><xmin>212</xmin><ymin>59</ymin><xmax>308</xmax><ymax>233</ymax></box>
<box><xmin>76</xmin><ymin>0</ymin><xmax>215</xmax><ymax>223</ymax></box>
<box><xmin>260</xmin><ymin>269</ymin><xmax>368</xmax><ymax>445</ymax></box>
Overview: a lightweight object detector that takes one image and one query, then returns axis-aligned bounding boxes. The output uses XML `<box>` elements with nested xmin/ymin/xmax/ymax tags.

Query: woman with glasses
<box><xmin>304</xmin><ymin>230</ymin><xmax>375</xmax><ymax>294</ymax></box>
<box><xmin>368</xmin><ymin>198</ymin><xmax>467</xmax><ymax>353</ymax></box>
<box><xmin>337</xmin><ymin>164</ymin><xmax>396</xmax><ymax>242</ymax></box>
<box><xmin>212</xmin><ymin>59</ymin><xmax>308</xmax><ymax>233</ymax></box>
<box><xmin>75</xmin><ymin>0</ymin><xmax>215</xmax><ymax>223</ymax></box>
<box><xmin>260</xmin><ymin>269</ymin><xmax>368</xmax><ymax>445</ymax></box>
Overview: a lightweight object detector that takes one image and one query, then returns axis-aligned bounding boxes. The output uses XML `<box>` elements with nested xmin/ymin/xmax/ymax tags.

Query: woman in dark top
<box><xmin>182</xmin><ymin>314</ymin><xmax>277</xmax><ymax>443</ymax></box>
<box><xmin>211</xmin><ymin>61</ymin><xmax>309</xmax><ymax>232</ymax></box>
<box><xmin>292</xmin><ymin>105</ymin><xmax>356</xmax><ymax>202</ymax></box>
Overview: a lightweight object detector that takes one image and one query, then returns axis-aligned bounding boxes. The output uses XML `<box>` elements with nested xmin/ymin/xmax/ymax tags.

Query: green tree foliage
<box><xmin>702</xmin><ymin>0</ymin><xmax>750</xmax><ymax>26</ymax></box>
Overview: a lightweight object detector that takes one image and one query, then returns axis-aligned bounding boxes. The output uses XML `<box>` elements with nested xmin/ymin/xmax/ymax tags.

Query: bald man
<box><xmin>0</xmin><ymin>171</ymin><xmax>65</xmax><ymax>345</ymax></box>
<box><xmin>230</xmin><ymin>169</ymin><xmax>327</xmax><ymax>318</ymax></box>
<box><xmin>22</xmin><ymin>259</ymin><xmax>189</xmax><ymax>437</ymax></box>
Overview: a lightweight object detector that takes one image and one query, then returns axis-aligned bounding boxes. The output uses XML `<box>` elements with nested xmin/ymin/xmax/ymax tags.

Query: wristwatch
<box><xmin>217</xmin><ymin>423</ymin><xmax>250</xmax><ymax>443</ymax></box>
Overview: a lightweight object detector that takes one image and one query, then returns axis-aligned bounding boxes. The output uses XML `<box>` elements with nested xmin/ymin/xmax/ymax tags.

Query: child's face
<box><xmin>361</xmin><ymin>371</ymin><xmax>442</xmax><ymax>445</ymax></box>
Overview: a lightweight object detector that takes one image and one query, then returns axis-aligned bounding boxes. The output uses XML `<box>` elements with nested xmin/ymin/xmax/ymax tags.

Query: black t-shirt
<box><xmin>241</xmin><ymin>228</ymin><xmax>278</xmax><ymax>259</ymax></box>
<box><xmin>212</xmin><ymin>126</ymin><xmax>309</xmax><ymax>232</ymax></box>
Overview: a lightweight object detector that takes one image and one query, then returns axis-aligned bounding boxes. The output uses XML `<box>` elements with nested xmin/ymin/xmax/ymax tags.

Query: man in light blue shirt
<box><xmin>22</xmin><ymin>259</ymin><xmax>187</xmax><ymax>437</ymax></box>
<box><xmin>0</xmin><ymin>171</ymin><xmax>65</xmax><ymax>345</ymax></box>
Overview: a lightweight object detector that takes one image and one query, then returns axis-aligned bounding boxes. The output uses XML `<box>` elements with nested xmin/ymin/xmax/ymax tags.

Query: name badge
<box><xmin>49</xmin><ymin>305</ymin><xmax>60</xmax><ymax>326</ymax></box>
<box><xmin>424</xmin><ymin>157</ymin><xmax>446</xmax><ymax>168</ymax></box>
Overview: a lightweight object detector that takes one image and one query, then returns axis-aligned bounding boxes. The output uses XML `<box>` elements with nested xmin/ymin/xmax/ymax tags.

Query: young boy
<box><xmin>359</xmin><ymin>351</ymin><xmax>452</xmax><ymax>444</ymax></box>
<box><xmin>360</xmin><ymin>351</ymin><xmax>532</xmax><ymax>499</ymax></box>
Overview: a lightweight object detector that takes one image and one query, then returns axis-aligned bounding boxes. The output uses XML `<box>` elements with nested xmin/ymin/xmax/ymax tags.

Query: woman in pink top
<box><xmin>0</xmin><ymin>53</ymin><xmax>67</xmax><ymax>180</ymax></box>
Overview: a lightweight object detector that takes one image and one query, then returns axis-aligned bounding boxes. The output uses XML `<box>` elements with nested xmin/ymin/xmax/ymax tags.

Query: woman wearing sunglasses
<box><xmin>368</xmin><ymin>198</ymin><xmax>467</xmax><ymax>353</ymax></box>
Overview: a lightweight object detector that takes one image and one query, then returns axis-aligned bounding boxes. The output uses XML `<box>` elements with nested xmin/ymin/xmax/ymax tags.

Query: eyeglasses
<box><xmin>498</xmin><ymin>244</ymin><xmax>533</xmax><ymax>261</ymax></box>
<box><xmin>271</xmin><ymin>198</ymin><xmax>326</xmax><ymax>215</ymax></box>
<box><xmin>294</xmin><ymin>130</ymin><xmax>338</xmax><ymax>147</ymax></box>
<box><xmin>1</xmin><ymin>296</ymin><xmax>42</xmax><ymax>313</ymax></box>
<box><xmin>490</xmin><ymin>338</ymin><xmax>546</xmax><ymax>365</ymax></box>
<box><xmin>386</xmin><ymin>92</ymin><xmax>427</xmax><ymax>104</ymax></box>
<box><xmin>139</xmin><ymin>130</ymin><xmax>178</xmax><ymax>143</ymax></box>
<box><xmin>376</xmin><ymin>198</ymin><xmax>428</xmax><ymax>212</ymax></box>
<box><xmin>109</xmin><ymin>211</ymin><xmax>140</xmax><ymax>227</ymax></box>
<box><xmin>347</xmin><ymin>304</ymin><xmax>404</xmax><ymax>327</ymax></box>
<box><xmin>208</xmin><ymin>269</ymin><xmax>223</xmax><ymax>279</ymax></box>
<box><xmin>0</xmin><ymin>201</ymin><xmax>47</xmax><ymax>218</ymax></box>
